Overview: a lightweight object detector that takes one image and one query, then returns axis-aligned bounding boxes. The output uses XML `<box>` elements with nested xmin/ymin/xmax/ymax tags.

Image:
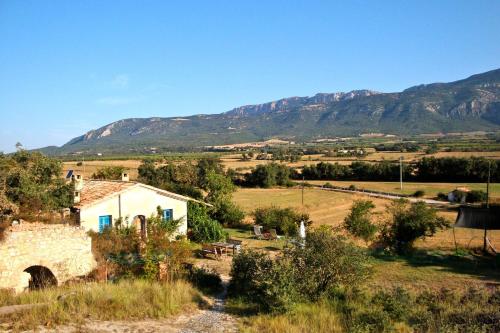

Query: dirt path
<box><xmin>178</xmin><ymin>275</ymin><xmax>238</xmax><ymax>333</ymax></box>
<box><xmin>319</xmin><ymin>186</ymin><xmax>452</xmax><ymax>206</ymax></box>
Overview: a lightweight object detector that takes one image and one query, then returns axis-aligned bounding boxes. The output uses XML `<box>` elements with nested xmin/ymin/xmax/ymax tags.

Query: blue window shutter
<box><xmin>162</xmin><ymin>209</ymin><xmax>173</xmax><ymax>221</ymax></box>
<box><xmin>98</xmin><ymin>215</ymin><xmax>112</xmax><ymax>232</ymax></box>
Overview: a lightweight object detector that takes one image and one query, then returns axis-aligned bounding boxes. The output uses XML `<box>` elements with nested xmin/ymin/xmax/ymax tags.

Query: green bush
<box><xmin>466</xmin><ymin>190</ymin><xmax>487</xmax><ymax>203</ymax></box>
<box><xmin>252</xmin><ymin>206</ymin><xmax>311</xmax><ymax>237</ymax></box>
<box><xmin>323</xmin><ymin>182</ymin><xmax>334</xmax><ymax>189</ymax></box>
<box><xmin>91</xmin><ymin>166</ymin><xmax>126</xmax><ymax>180</ymax></box>
<box><xmin>210</xmin><ymin>200</ymin><xmax>245</xmax><ymax>227</ymax></box>
<box><xmin>287</xmin><ymin>227</ymin><xmax>372</xmax><ymax>301</ymax></box>
<box><xmin>379</xmin><ymin>199</ymin><xmax>449</xmax><ymax>254</ymax></box>
<box><xmin>412</xmin><ymin>190</ymin><xmax>425</xmax><ymax>198</ymax></box>
<box><xmin>343</xmin><ymin>200</ymin><xmax>377</xmax><ymax>242</ymax></box>
<box><xmin>229</xmin><ymin>227</ymin><xmax>372</xmax><ymax>312</ymax></box>
<box><xmin>188</xmin><ymin>266</ymin><xmax>223</xmax><ymax>294</ymax></box>
<box><xmin>187</xmin><ymin>202</ymin><xmax>226</xmax><ymax>243</ymax></box>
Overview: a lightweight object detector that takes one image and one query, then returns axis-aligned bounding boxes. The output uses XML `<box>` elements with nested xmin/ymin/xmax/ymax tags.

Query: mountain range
<box><xmin>40</xmin><ymin>68</ymin><xmax>500</xmax><ymax>154</ymax></box>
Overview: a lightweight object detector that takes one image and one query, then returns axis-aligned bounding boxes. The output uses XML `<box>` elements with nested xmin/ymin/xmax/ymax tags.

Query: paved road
<box><xmin>319</xmin><ymin>186</ymin><xmax>454</xmax><ymax>206</ymax></box>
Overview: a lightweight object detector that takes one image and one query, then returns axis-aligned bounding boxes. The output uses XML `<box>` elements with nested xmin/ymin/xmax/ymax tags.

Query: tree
<box><xmin>92</xmin><ymin>166</ymin><xmax>126</xmax><ymax>180</ymax></box>
<box><xmin>2</xmin><ymin>150</ymin><xmax>74</xmax><ymax>213</ymax></box>
<box><xmin>187</xmin><ymin>202</ymin><xmax>226</xmax><ymax>243</ymax></box>
<box><xmin>344</xmin><ymin>200</ymin><xmax>377</xmax><ymax>242</ymax></box>
<box><xmin>252</xmin><ymin>206</ymin><xmax>311</xmax><ymax>237</ymax></box>
<box><xmin>380</xmin><ymin>199</ymin><xmax>449</xmax><ymax>254</ymax></box>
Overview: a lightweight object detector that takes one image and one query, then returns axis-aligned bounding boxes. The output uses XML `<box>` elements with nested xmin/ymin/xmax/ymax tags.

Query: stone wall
<box><xmin>0</xmin><ymin>223</ymin><xmax>96</xmax><ymax>293</ymax></box>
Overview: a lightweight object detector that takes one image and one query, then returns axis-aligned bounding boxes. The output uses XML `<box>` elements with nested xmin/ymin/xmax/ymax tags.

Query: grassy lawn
<box><xmin>304</xmin><ymin>180</ymin><xmax>500</xmax><ymax>199</ymax></box>
<box><xmin>370</xmin><ymin>250</ymin><xmax>500</xmax><ymax>290</ymax></box>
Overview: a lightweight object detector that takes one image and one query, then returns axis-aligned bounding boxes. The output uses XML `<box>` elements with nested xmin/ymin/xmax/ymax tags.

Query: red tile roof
<box><xmin>74</xmin><ymin>180</ymin><xmax>137</xmax><ymax>208</ymax></box>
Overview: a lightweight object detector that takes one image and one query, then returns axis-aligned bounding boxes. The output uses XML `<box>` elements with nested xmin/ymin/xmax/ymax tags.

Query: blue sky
<box><xmin>1</xmin><ymin>0</ymin><xmax>499</xmax><ymax>152</ymax></box>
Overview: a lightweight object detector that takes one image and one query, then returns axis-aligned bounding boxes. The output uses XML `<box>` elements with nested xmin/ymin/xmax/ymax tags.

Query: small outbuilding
<box><xmin>71</xmin><ymin>174</ymin><xmax>190</xmax><ymax>237</ymax></box>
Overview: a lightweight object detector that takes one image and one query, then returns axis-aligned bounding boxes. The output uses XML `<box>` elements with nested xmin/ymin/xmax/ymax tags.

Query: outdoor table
<box><xmin>211</xmin><ymin>242</ymin><xmax>236</xmax><ymax>255</ymax></box>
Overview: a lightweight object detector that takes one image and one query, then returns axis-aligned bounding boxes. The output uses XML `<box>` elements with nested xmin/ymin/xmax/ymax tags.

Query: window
<box><xmin>162</xmin><ymin>209</ymin><xmax>173</xmax><ymax>221</ymax></box>
<box><xmin>98</xmin><ymin>215</ymin><xmax>112</xmax><ymax>232</ymax></box>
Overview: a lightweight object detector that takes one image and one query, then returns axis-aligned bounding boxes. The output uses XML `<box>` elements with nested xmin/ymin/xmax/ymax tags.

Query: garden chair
<box><xmin>268</xmin><ymin>229</ymin><xmax>280</xmax><ymax>240</ymax></box>
<box><xmin>253</xmin><ymin>225</ymin><xmax>264</xmax><ymax>239</ymax></box>
<box><xmin>254</xmin><ymin>225</ymin><xmax>273</xmax><ymax>240</ymax></box>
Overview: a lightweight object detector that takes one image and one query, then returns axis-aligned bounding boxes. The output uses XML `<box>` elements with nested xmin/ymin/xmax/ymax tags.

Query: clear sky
<box><xmin>1</xmin><ymin>0</ymin><xmax>499</xmax><ymax>152</ymax></box>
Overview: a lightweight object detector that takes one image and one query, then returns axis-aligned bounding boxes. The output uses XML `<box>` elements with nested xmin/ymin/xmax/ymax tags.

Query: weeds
<box><xmin>0</xmin><ymin>279</ymin><xmax>200</xmax><ymax>331</ymax></box>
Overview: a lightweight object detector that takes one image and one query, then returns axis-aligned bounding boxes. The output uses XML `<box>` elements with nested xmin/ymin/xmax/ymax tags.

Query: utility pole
<box><xmin>399</xmin><ymin>156</ymin><xmax>403</xmax><ymax>191</ymax></box>
<box><xmin>483</xmin><ymin>160</ymin><xmax>491</xmax><ymax>251</ymax></box>
<box><xmin>302</xmin><ymin>175</ymin><xmax>305</xmax><ymax>207</ymax></box>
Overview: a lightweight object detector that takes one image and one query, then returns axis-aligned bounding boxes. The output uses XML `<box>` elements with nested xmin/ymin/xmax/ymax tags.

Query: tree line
<box><xmin>300</xmin><ymin>157</ymin><xmax>500</xmax><ymax>182</ymax></box>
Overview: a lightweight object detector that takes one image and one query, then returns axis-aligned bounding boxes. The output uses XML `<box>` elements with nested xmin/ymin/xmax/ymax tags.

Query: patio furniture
<box><xmin>269</xmin><ymin>229</ymin><xmax>280</xmax><ymax>240</ymax></box>
<box><xmin>201</xmin><ymin>244</ymin><xmax>224</xmax><ymax>260</ymax></box>
<box><xmin>211</xmin><ymin>242</ymin><xmax>233</xmax><ymax>256</ymax></box>
<box><xmin>253</xmin><ymin>225</ymin><xmax>264</xmax><ymax>239</ymax></box>
<box><xmin>227</xmin><ymin>238</ymin><xmax>243</xmax><ymax>254</ymax></box>
<box><xmin>254</xmin><ymin>225</ymin><xmax>275</xmax><ymax>240</ymax></box>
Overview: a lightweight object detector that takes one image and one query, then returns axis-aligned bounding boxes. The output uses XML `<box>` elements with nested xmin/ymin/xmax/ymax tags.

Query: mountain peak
<box><xmin>37</xmin><ymin>68</ymin><xmax>500</xmax><ymax>155</ymax></box>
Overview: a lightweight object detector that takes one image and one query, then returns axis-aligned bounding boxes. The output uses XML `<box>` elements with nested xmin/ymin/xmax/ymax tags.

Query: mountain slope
<box><xmin>42</xmin><ymin>68</ymin><xmax>500</xmax><ymax>154</ymax></box>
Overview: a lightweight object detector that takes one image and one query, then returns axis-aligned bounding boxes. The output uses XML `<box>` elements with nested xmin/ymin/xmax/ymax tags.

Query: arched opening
<box><xmin>133</xmin><ymin>215</ymin><xmax>147</xmax><ymax>238</ymax></box>
<box><xmin>23</xmin><ymin>265</ymin><xmax>57</xmax><ymax>290</ymax></box>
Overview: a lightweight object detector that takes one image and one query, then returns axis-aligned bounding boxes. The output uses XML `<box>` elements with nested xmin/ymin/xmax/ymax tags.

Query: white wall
<box><xmin>79</xmin><ymin>185</ymin><xmax>188</xmax><ymax>236</ymax></box>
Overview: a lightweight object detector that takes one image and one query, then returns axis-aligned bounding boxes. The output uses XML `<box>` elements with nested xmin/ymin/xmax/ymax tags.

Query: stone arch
<box><xmin>132</xmin><ymin>215</ymin><xmax>147</xmax><ymax>238</ymax></box>
<box><xmin>23</xmin><ymin>265</ymin><xmax>58</xmax><ymax>290</ymax></box>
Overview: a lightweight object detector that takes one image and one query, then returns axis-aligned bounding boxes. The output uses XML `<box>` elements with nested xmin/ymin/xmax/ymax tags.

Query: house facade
<box><xmin>72</xmin><ymin>174</ymin><xmax>189</xmax><ymax>236</ymax></box>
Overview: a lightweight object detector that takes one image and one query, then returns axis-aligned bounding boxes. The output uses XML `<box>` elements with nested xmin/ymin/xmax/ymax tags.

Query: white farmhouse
<box><xmin>71</xmin><ymin>173</ymin><xmax>189</xmax><ymax>236</ymax></box>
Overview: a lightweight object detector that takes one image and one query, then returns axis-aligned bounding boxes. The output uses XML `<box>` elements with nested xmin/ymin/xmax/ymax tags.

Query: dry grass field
<box><xmin>305</xmin><ymin>180</ymin><xmax>500</xmax><ymax>199</ymax></box>
<box><xmin>232</xmin><ymin>187</ymin><xmax>500</xmax><ymax>250</ymax></box>
<box><xmin>63</xmin><ymin>160</ymin><xmax>142</xmax><ymax>180</ymax></box>
<box><xmin>63</xmin><ymin>150</ymin><xmax>500</xmax><ymax>178</ymax></box>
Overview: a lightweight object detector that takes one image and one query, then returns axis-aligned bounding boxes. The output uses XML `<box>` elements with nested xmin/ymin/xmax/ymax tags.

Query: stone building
<box><xmin>0</xmin><ymin>223</ymin><xmax>96</xmax><ymax>293</ymax></box>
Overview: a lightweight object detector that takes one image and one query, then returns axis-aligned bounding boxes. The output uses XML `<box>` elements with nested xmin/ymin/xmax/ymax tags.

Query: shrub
<box><xmin>229</xmin><ymin>227</ymin><xmax>372</xmax><ymax>312</ymax></box>
<box><xmin>323</xmin><ymin>182</ymin><xmax>334</xmax><ymax>189</ymax></box>
<box><xmin>252</xmin><ymin>206</ymin><xmax>311</xmax><ymax>237</ymax></box>
<box><xmin>228</xmin><ymin>249</ymin><xmax>299</xmax><ymax>313</ymax></box>
<box><xmin>379</xmin><ymin>199</ymin><xmax>449</xmax><ymax>254</ymax></box>
<box><xmin>91</xmin><ymin>166</ymin><xmax>126</xmax><ymax>180</ymax></box>
<box><xmin>210</xmin><ymin>200</ymin><xmax>245</xmax><ymax>227</ymax></box>
<box><xmin>343</xmin><ymin>200</ymin><xmax>377</xmax><ymax>242</ymax></box>
<box><xmin>348</xmin><ymin>184</ymin><xmax>357</xmax><ymax>191</ymax></box>
<box><xmin>187</xmin><ymin>202</ymin><xmax>226</xmax><ymax>243</ymax></box>
<box><xmin>466</xmin><ymin>190</ymin><xmax>487</xmax><ymax>203</ymax></box>
<box><xmin>287</xmin><ymin>227</ymin><xmax>372</xmax><ymax>301</ymax></box>
<box><xmin>188</xmin><ymin>266</ymin><xmax>223</xmax><ymax>294</ymax></box>
<box><xmin>437</xmin><ymin>192</ymin><xmax>448</xmax><ymax>201</ymax></box>
<box><xmin>412</xmin><ymin>190</ymin><xmax>425</xmax><ymax>198</ymax></box>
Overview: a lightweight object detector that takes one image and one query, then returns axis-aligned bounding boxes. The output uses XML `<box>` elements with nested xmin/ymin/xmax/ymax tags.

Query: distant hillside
<box><xmin>40</xmin><ymin>68</ymin><xmax>500</xmax><ymax>155</ymax></box>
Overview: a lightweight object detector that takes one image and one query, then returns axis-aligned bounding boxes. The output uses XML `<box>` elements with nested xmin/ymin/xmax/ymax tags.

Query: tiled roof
<box><xmin>74</xmin><ymin>180</ymin><xmax>138</xmax><ymax>208</ymax></box>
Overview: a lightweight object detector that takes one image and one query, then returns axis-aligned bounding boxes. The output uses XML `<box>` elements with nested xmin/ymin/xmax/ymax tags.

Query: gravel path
<box><xmin>178</xmin><ymin>275</ymin><xmax>238</xmax><ymax>333</ymax></box>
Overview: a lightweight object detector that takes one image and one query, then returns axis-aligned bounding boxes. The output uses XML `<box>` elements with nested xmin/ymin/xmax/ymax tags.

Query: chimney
<box><xmin>121</xmin><ymin>172</ymin><xmax>129</xmax><ymax>182</ymax></box>
<box><xmin>73</xmin><ymin>174</ymin><xmax>84</xmax><ymax>191</ymax></box>
<box><xmin>72</xmin><ymin>174</ymin><xmax>83</xmax><ymax>204</ymax></box>
<box><xmin>74</xmin><ymin>190</ymin><xmax>81</xmax><ymax>204</ymax></box>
